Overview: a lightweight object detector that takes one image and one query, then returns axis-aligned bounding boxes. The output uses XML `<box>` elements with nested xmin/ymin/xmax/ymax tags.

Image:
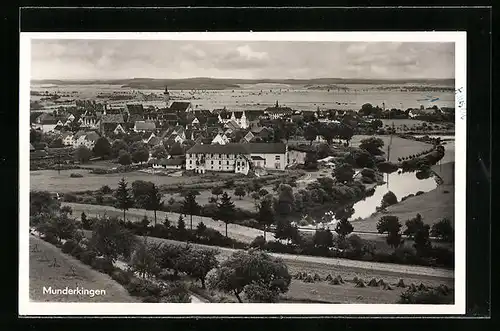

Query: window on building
<box><xmin>227</xmin><ymin>161</ymin><xmax>229</xmax><ymax>165</ymax></box>
<box><xmin>211</xmin><ymin>160</ymin><xmax>213</xmax><ymax>165</ymax></box>
<box><xmin>219</xmin><ymin>161</ymin><xmax>221</xmax><ymax>165</ymax></box>
<box><xmin>190</xmin><ymin>160</ymin><xmax>192</xmax><ymax>164</ymax></box>
<box><xmin>275</xmin><ymin>155</ymin><xmax>281</xmax><ymax>161</ymax></box>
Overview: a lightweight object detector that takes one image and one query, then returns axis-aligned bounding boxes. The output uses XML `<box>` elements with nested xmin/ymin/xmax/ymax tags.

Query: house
<box><xmin>287</xmin><ymin>148</ymin><xmax>307</xmax><ymax>167</ymax></box>
<box><xmin>31</xmin><ymin>113</ymin><xmax>59</xmax><ymax>133</ymax></box>
<box><xmin>72</xmin><ymin>131</ymin><xmax>100</xmax><ymax>149</ymax></box>
<box><xmin>225</xmin><ymin>119</ymin><xmax>240</xmax><ymax>131</ymax></box>
<box><xmin>98</xmin><ymin>113</ymin><xmax>125</xmax><ymax>136</ymax></box>
<box><xmin>134</xmin><ymin>120</ymin><xmax>157</xmax><ymax>133</ymax></box>
<box><xmin>169</xmin><ymin>102</ymin><xmax>193</xmax><ymax>113</ymax></box>
<box><xmin>247</xmin><ymin>143</ymin><xmax>288</xmax><ymax>170</ymax></box>
<box><xmin>264</xmin><ymin>101</ymin><xmax>294</xmax><ymax>119</ymax></box>
<box><xmin>240</xmin><ymin>131</ymin><xmax>255</xmax><ymax>143</ymax></box>
<box><xmin>149</xmin><ymin>157</ymin><xmax>184</xmax><ymax>170</ymax></box>
<box><xmin>60</xmin><ymin>132</ymin><xmax>74</xmax><ymax>146</ymax></box>
<box><xmin>211</xmin><ymin>133</ymin><xmax>230</xmax><ymax>145</ymax></box>
<box><xmin>185</xmin><ymin>143</ymin><xmax>252</xmax><ymax>175</ymax></box>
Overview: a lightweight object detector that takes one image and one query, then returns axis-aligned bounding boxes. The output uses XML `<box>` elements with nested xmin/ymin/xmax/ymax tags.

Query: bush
<box><xmin>61</xmin><ymin>239</ymin><xmax>78</xmax><ymax>254</ymax></box>
<box><xmin>250</xmin><ymin>235</ymin><xmax>266</xmax><ymax>249</ymax></box>
<box><xmin>111</xmin><ymin>269</ymin><xmax>133</xmax><ymax>286</ymax></box>
<box><xmin>79</xmin><ymin>250</ymin><xmax>97</xmax><ymax>265</ymax></box>
<box><xmin>142</xmin><ymin>295</ymin><xmax>160</xmax><ymax>303</ymax></box>
<box><xmin>398</xmin><ymin>288</ymin><xmax>453</xmax><ymax>304</ymax></box>
<box><xmin>70</xmin><ymin>173</ymin><xmax>83</xmax><ymax>178</ymax></box>
<box><xmin>91</xmin><ymin>257</ymin><xmax>115</xmax><ymax>275</ymax></box>
<box><xmin>63</xmin><ymin>193</ymin><xmax>78</xmax><ymax>203</ymax></box>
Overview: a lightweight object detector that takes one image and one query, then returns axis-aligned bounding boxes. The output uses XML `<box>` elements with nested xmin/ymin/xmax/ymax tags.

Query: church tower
<box><xmin>164</xmin><ymin>85</ymin><xmax>170</xmax><ymax>108</ymax></box>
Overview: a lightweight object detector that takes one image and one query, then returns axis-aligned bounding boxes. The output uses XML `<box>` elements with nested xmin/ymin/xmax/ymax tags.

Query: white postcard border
<box><xmin>19</xmin><ymin>31</ymin><xmax>466</xmax><ymax>316</ymax></box>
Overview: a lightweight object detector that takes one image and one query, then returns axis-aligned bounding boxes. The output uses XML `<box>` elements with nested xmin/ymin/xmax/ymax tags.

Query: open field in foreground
<box><xmin>350</xmin><ymin>135</ymin><xmax>433</xmax><ymax>162</ymax></box>
<box><xmin>353</xmin><ymin>162</ymin><xmax>455</xmax><ymax>232</ymax></box>
<box><xmin>29</xmin><ymin>235</ymin><xmax>138</xmax><ymax>302</ymax></box>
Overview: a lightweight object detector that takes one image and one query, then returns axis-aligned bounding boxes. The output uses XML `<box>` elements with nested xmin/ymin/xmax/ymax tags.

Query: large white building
<box><xmin>185</xmin><ymin>142</ymin><xmax>288</xmax><ymax>175</ymax></box>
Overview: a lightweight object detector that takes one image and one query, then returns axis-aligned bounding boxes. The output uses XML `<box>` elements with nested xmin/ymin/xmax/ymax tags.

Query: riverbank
<box><xmin>352</xmin><ymin>162</ymin><xmax>454</xmax><ymax>232</ymax></box>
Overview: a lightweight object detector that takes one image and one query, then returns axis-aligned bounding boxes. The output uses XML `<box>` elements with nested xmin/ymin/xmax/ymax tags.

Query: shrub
<box><xmin>398</xmin><ymin>288</ymin><xmax>453</xmax><ymax>304</ymax></box>
<box><xmin>63</xmin><ymin>193</ymin><xmax>78</xmax><ymax>202</ymax></box>
<box><xmin>111</xmin><ymin>269</ymin><xmax>133</xmax><ymax>286</ymax></box>
<box><xmin>367</xmin><ymin>278</ymin><xmax>378</xmax><ymax>287</ymax></box>
<box><xmin>91</xmin><ymin>257</ymin><xmax>115</xmax><ymax>275</ymax></box>
<box><xmin>142</xmin><ymin>295</ymin><xmax>160</xmax><ymax>303</ymax></box>
<box><xmin>70</xmin><ymin>173</ymin><xmax>83</xmax><ymax>178</ymax></box>
<box><xmin>61</xmin><ymin>239</ymin><xmax>78</xmax><ymax>254</ymax></box>
<box><xmin>79</xmin><ymin>250</ymin><xmax>97</xmax><ymax>265</ymax></box>
<box><xmin>250</xmin><ymin>235</ymin><xmax>266</xmax><ymax>249</ymax></box>
<box><xmin>159</xmin><ymin>282</ymin><xmax>191</xmax><ymax>303</ymax></box>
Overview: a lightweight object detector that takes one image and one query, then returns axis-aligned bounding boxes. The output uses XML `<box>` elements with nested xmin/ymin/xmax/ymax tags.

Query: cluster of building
<box><xmin>30</xmin><ymin>86</ymin><xmax>310</xmax><ymax>174</ymax></box>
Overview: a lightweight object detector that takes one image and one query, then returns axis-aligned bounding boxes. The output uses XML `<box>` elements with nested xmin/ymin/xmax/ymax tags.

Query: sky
<box><xmin>30</xmin><ymin>40</ymin><xmax>455</xmax><ymax>80</ymax></box>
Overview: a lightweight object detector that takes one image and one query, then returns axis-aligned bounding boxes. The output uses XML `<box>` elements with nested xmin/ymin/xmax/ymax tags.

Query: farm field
<box><xmin>29</xmin><ymin>235</ymin><xmax>138</xmax><ymax>302</ymax></box>
<box><xmin>30</xmin><ymin>168</ymin><xmax>241</xmax><ymax>193</ymax></box>
<box><xmin>353</xmin><ymin>162</ymin><xmax>455</xmax><ymax>232</ymax></box>
<box><xmin>350</xmin><ymin>135</ymin><xmax>433</xmax><ymax>162</ymax></box>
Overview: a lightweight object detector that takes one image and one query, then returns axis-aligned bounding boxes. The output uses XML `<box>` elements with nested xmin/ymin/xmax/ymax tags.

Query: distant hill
<box><xmin>31</xmin><ymin>77</ymin><xmax>455</xmax><ymax>90</ymax></box>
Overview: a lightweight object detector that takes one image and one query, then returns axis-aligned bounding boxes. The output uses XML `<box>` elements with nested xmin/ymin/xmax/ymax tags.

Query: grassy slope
<box><xmin>353</xmin><ymin>162</ymin><xmax>455</xmax><ymax>232</ymax></box>
<box><xmin>350</xmin><ymin>135</ymin><xmax>433</xmax><ymax>162</ymax></box>
<box><xmin>29</xmin><ymin>235</ymin><xmax>138</xmax><ymax>302</ymax></box>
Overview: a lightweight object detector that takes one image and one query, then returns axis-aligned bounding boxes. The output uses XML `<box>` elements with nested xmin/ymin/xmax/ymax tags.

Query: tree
<box><xmin>114</xmin><ymin>178</ymin><xmax>133</xmax><ymax>222</ymax></box>
<box><xmin>359</xmin><ymin>103</ymin><xmax>374</xmax><ymax>116</ymax></box>
<box><xmin>333</xmin><ymin>163</ymin><xmax>355</xmax><ymax>183</ymax></box>
<box><xmin>49</xmin><ymin>138</ymin><xmax>64</xmax><ymax>148</ymax></box>
<box><xmin>118</xmin><ymin>150</ymin><xmax>132</xmax><ymax>165</ymax></box>
<box><xmin>152</xmin><ymin>145</ymin><xmax>167</xmax><ymax>159</ymax></box>
<box><xmin>163</xmin><ymin>214</ymin><xmax>171</xmax><ymax>229</ymax></box>
<box><xmin>111</xmin><ymin>139</ymin><xmax>128</xmax><ymax>158</ymax></box>
<box><xmin>216</xmin><ymin>192</ymin><xmax>236</xmax><ymax>237</ymax></box>
<box><xmin>318</xmin><ymin>122</ymin><xmax>338</xmax><ymax>145</ymax></box>
<box><xmin>182</xmin><ymin>190</ymin><xmax>200</xmax><ymax>231</ymax></box>
<box><xmin>93</xmin><ymin>137</ymin><xmax>112</xmax><ymax>159</ymax></box>
<box><xmin>283</xmin><ymin>122</ymin><xmax>297</xmax><ymax>143</ymax></box>
<box><xmin>380</xmin><ymin>191</ymin><xmax>398</xmax><ymax>209</ymax></box>
<box><xmin>303</xmin><ymin>124</ymin><xmax>318</xmax><ymax>145</ymax></box>
<box><xmin>169</xmin><ymin>142</ymin><xmax>184</xmax><ymax>156</ymax></box>
<box><xmin>36</xmin><ymin>213</ymin><xmax>78</xmax><ymax>243</ymax></box>
<box><xmin>250</xmin><ymin>192</ymin><xmax>261</xmax><ymax>210</ymax></box>
<box><xmin>139</xmin><ymin>215</ymin><xmax>150</xmax><ymax>235</ymax></box>
<box><xmin>196</xmin><ymin>221</ymin><xmax>207</xmax><ymax>235</ymax></box>
<box><xmin>211</xmin><ymin>186</ymin><xmax>223</xmax><ymax>199</ymax></box>
<box><xmin>359</xmin><ymin>137</ymin><xmax>385</xmax><ymax>156</ymax></box>
<box><xmin>376</xmin><ymin>216</ymin><xmax>404</xmax><ymax>250</ymax></box>
<box><xmin>177</xmin><ymin>215</ymin><xmax>186</xmax><ymax>232</ymax></box>
<box><xmin>413</xmin><ymin>223</ymin><xmax>432</xmax><ymax>256</ymax></box>
<box><xmin>430</xmin><ymin>218</ymin><xmax>454</xmax><ymax>243</ymax></box>
<box><xmin>90</xmin><ymin>216</ymin><xmax>137</xmax><ymax>262</ymax></box>
<box><xmin>335</xmin><ymin>219</ymin><xmax>354</xmax><ymax>240</ymax></box>
<box><xmin>30</xmin><ymin>129</ymin><xmax>43</xmax><ymax>144</ymax></box>
<box><xmin>370</xmin><ymin>119</ymin><xmax>383</xmax><ymax>130</ymax></box>
<box><xmin>234</xmin><ymin>186</ymin><xmax>246</xmax><ymax>200</ymax></box>
<box><xmin>403</xmin><ymin>213</ymin><xmax>424</xmax><ymax>239</ymax></box>
<box><xmin>177</xmin><ymin>247</ymin><xmax>219</xmax><ymax>289</ymax></box>
<box><xmin>132</xmin><ymin>148</ymin><xmax>150</xmax><ymax>164</ymax></box>
<box><xmin>81</xmin><ymin>211</ymin><xmax>87</xmax><ymax>226</ymax></box>
<box><xmin>304</xmin><ymin>152</ymin><xmax>318</xmax><ymax>170</ymax></box>
<box><xmin>206</xmin><ymin>250</ymin><xmax>291</xmax><ymax>303</ymax></box>
<box><xmin>257</xmin><ymin>199</ymin><xmax>275</xmax><ymax>241</ymax></box>
<box><xmin>313</xmin><ymin>229</ymin><xmax>334</xmax><ymax>249</ymax></box>
<box><xmin>129</xmin><ymin>241</ymin><xmax>162</xmax><ymax>279</ymax></box>
<box><xmin>145</xmin><ymin>184</ymin><xmax>163</xmax><ymax>227</ymax></box>
<box><xmin>75</xmin><ymin>145</ymin><xmax>92</xmax><ymax>163</ymax></box>
<box><xmin>131</xmin><ymin>180</ymin><xmax>154</xmax><ymax>204</ymax></box>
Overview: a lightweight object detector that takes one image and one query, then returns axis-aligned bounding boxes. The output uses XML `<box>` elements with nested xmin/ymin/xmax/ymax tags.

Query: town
<box><xmin>28</xmin><ymin>40</ymin><xmax>456</xmax><ymax>306</ymax></box>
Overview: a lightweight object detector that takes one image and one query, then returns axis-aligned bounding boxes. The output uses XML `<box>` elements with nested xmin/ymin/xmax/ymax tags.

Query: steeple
<box><xmin>275</xmin><ymin>100</ymin><xmax>279</xmax><ymax>108</ymax></box>
<box><xmin>163</xmin><ymin>85</ymin><xmax>170</xmax><ymax>108</ymax></box>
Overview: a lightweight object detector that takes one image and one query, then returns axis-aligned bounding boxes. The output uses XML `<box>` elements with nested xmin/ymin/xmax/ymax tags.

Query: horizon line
<box><xmin>31</xmin><ymin>76</ymin><xmax>456</xmax><ymax>81</ymax></box>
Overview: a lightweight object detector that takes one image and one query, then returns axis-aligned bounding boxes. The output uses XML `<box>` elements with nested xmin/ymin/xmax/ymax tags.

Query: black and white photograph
<box><xmin>19</xmin><ymin>32</ymin><xmax>466</xmax><ymax>315</ymax></box>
